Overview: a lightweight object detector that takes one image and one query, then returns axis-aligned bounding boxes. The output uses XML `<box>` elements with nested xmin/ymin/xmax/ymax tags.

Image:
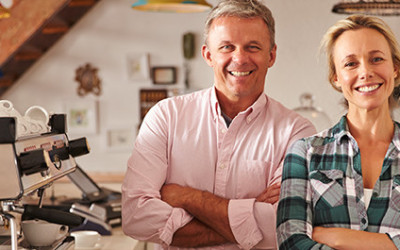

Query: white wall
<box><xmin>3</xmin><ymin>0</ymin><xmax>400</xmax><ymax>173</ymax></box>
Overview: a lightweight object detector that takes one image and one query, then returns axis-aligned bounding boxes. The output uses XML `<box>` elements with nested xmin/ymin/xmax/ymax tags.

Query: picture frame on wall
<box><xmin>107</xmin><ymin>128</ymin><xmax>134</xmax><ymax>151</ymax></box>
<box><xmin>152</xmin><ymin>67</ymin><xmax>177</xmax><ymax>84</ymax></box>
<box><xmin>126</xmin><ymin>53</ymin><xmax>150</xmax><ymax>81</ymax></box>
<box><xmin>64</xmin><ymin>100</ymin><xmax>98</xmax><ymax>135</ymax></box>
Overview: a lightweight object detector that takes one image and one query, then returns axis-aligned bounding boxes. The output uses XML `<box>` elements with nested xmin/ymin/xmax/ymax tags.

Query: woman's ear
<box><xmin>333</xmin><ymin>75</ymin><xmax>341</xmax><ymax>89</ymax></box>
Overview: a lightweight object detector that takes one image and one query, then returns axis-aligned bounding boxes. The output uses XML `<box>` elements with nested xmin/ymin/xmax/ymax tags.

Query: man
<box><xmin>122</xmin><ymin>0</ymin><xmax>316</xmax><ymax>249</ymax></box>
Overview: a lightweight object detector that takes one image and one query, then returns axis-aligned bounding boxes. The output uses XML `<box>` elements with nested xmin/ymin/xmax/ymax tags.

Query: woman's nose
<box><xmin>359</xmin><ymin>62</ymin><xmax>373</xmax><ymax>80</ymax></box>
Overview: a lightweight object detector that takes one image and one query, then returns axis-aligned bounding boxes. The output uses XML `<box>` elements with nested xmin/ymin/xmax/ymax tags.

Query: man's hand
<box><xmin>256</xmin><ymin>183</ymin><xmax>280</xmax><ymax>204</ymax></box>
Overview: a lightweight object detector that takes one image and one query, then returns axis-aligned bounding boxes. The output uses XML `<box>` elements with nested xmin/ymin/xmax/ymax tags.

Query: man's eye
<box><xmin>249</xmin><ymin>46</ymin><xmax>261</xmax><ymax>51</ymax></box>
<box><xmin>220</xmin><ymin>45</ymin><xmax>232</xmax><ymax>50</ymax></box>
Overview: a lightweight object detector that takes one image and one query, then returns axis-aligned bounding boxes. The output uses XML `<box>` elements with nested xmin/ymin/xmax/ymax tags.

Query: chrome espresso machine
<box><xmin>0</xmin><ymin>100</ymin><xmax>92</xmax><ymax>249</ymax></box>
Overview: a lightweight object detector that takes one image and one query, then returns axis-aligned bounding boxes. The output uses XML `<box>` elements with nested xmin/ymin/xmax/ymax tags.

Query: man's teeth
<box><xmin>230</xmin><ymin>71</ymin><xmax>251</xmax><ymax>76</ymax></box>
<box><xmin>357</xmin><ymin>84</ymin><xmax>380</xmax><ymax>92</ymax></box>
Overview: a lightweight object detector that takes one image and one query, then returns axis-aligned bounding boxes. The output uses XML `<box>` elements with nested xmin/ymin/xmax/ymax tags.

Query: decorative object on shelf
<box><xmin>0</xmin><ymin>0</ymin><xmax>13</xmax><ymax>19</ymax></box>
<box><xmin>64</xmin><ymin>100</ymin><xmax>98</xmax><ymax>135</ymax></box>
<box><xmin>139</xmin><ymin>89</ymin><xmax>168</xmax><ymax>121</ymax></box>
<box><xmin>293</xmin><ymin>93</ymin><xmax>332</xmax><ymax>133</ymax></box>
<box><xmin>183</xmin><ymin>32</ymin><xmax>195</xmax><ymax>89</ymax></box>
<box><xmin>332</xmin><ymin>0</ymin><xmax>400</xmax><ymax>16</ymax></box>
<box><xmin>151</xmin><ymin>67</ymin><xmax>177</xmax><ymax>85</ymax></box>
<box><xmin>132</xmin><ymin>0</ymin><xmax>212</xmax><ymax>13</ymax></box>
<box><xmin>126</xmin><ymin>53</ymin><xmax>150</xmax><ymax>82</ymax></box>
<box><xmin>75</xmin><ymin>63</ymin><xmax>102</xmax><ymax>96</ymax></box>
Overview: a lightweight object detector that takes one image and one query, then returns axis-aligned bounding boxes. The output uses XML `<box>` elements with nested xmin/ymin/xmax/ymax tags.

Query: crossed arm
<box><xmin>312</xmin><ymin>227</ymin><xmax>397</xmax><ymax>250</ymax></box>
<box><xmin>161</xmin><ymin>183</ymin><xmax>281</xmax><ymax>248</ymax></box>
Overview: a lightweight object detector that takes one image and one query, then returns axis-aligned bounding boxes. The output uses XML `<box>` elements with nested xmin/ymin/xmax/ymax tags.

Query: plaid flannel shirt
<box><xmin>277</xmin><ymin>116</ymin><xmax>400</xmax><ymax>250</ymax></box>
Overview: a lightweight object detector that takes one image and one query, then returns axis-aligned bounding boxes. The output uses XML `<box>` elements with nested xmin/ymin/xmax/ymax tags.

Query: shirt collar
<box><xmin>210</xmin><ymin>87</ymin><xmax>267</xmax><ymax>122</ymax></box>
<box><xmin>332</xmin><ymin>116</ymin><xmax>358</xmax><ymax>149</ymax></box>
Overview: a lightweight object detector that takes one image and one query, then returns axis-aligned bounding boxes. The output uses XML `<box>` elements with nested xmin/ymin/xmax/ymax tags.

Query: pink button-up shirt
<box><xmin>122</xmin><ymin>87</ymin><xmax>316</xmax><ymax>249</ymax></box>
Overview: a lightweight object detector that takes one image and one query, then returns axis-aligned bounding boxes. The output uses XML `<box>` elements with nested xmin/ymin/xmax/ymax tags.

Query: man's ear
<box><xmin>202</xmin><ymin>45</ymin><xmax>213</xmax><ymax>67</ymax></box>
<box><xmin>267</xmin><ymin>44</ymin><xmax>277</xmax><ymax>68</ymax></box>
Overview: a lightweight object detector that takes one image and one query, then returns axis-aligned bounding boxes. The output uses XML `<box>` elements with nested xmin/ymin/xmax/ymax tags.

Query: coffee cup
<box><xmin>24</xmin><ymin>105</ymin><xmax>50</xmax><ymax>133</ymax></box>
<box><xmin>71</xmin><ymin>230</ymin><xmax>101</xmax><ymax>249</ymax></box>
<box><xmin>21</xmin><ymin>220</ymin><xmax>68</xmax><ymax>247</ymax></box>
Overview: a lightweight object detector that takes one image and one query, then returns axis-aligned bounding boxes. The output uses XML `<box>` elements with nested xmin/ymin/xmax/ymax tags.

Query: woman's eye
<box><xmin>372</xmin><ymin>57</ymin><xmax>384</xmax><ymax>63</ymax></box>
<box><xmin>344</xmin><ymin>62</ymin><xmax>356</xmax><ymax>68</ymax></box>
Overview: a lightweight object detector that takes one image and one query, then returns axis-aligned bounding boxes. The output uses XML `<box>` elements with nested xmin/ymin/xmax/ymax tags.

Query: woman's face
<box><xmin>333</xmin><ymin>28</ymin><xmax>398</xmax><ymax>113</ymax></box>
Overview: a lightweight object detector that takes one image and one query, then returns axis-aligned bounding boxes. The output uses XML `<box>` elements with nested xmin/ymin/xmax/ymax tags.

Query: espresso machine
<box><xmin>0</xmin><ymin>101</ymin><xmax>90</xmax><ymax>249</ymax></box>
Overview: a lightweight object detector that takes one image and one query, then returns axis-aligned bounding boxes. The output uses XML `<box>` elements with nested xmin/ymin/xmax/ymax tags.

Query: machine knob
<box><xmin>68</xmin><ymin>137</ymin><xmax>90</xmax><ymax>157</ymax></box>
<box><xmin>18</xmin><ymin>149</ymin><xmax>51</xmax><ymax>175</ymax></box>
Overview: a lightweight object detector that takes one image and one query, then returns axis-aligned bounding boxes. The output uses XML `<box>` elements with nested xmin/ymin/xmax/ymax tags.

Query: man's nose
<box><xmin>232</xmin><ymin>48</ymin><xmax>249</xmax><ymax>63</ymax></box>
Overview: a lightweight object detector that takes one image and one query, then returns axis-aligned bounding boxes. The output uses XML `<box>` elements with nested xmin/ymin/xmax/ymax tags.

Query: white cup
<box><xmin>71</xmin><ymin>230</ymin><xmax>101</xmax><ymax>249</ymax></box>
<box><xmin>25</xmin><ymin>105</ymin><xmax>49</xmax><ymax>125</ymax></box>
<box><xmin>21</xmin><ymin>220</ymin><xmax>68</xmax><ymax>247</ymax></box>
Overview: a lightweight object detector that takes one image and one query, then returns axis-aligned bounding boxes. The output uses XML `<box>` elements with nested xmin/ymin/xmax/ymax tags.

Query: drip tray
<box><xmin>0</xmin><ymin>236</ymin><xmax>74</xmax><ymax>250</ymax></box>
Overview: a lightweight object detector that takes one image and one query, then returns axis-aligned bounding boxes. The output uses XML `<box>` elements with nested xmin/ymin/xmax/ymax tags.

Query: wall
<box><xmin>3</xmin><ymin>0</ymin><xmax>400</xmax><ymax>174</ymax></box>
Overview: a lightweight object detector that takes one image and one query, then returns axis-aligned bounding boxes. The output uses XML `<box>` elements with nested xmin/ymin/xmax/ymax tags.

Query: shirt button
<box><xmin>220</xmin><ymin>164</ymin><xmax>226</xmax><ymax>169</ymax></box>
<box><xmin>373</xmin><ymin>192</ymin><xmax>379</xmax><ymax>197</ymax></box>
<box><xmin>247</xmin><ymin>117</ymin><xmax>251</xmax><ymax>122</ymax></box>
<box><xmin>361</xmin><ymin>218</ymin><xmax>366</xmax><ymax>224</ymax></box>
<box><xmin>221</xmin><ymin>129</ymin><xmax>227</xmax><ymax>134</ymax></box>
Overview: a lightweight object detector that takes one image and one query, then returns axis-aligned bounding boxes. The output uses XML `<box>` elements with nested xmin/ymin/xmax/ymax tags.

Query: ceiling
<box><xmin>0</xmin><ymin>0</ymin><xmax>100</xmax><ymax>96</ymax></box>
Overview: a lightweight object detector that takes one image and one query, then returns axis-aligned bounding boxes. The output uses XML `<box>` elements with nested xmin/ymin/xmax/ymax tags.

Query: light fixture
<box><xmin>0</xmin><ymin>0</ymin><xmax>13</xmax><ymax>19</ymax></box>
<box><xmin>132</xmin><ymin>0</ymin><xmax>212</xmax><ymax>13</ymax></box>
<box><xmin>332</xmin><ymin>0</ymin><xmax>400</xmax><ymax>16</ymax></box>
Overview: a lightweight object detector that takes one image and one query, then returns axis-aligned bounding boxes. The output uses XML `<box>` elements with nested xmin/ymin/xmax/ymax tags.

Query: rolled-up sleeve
<box><xmin>228</xmin><ymin>199</ymin><xmax>277</xmax><ymax>249</ymax></box>
<box><xmin>121</xmin><ymin>104</ymin><xmax>193</xmax><ymax>245</ymax></box>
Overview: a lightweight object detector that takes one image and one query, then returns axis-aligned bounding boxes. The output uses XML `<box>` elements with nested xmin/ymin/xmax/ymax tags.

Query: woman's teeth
<box><xmin>357</xmin><ymin>84</ymin><xmax>381</xmax><ymax>92</ymax></box>
<box><xmin>230</xmin><ymin>71</ymin><xmax>251</xmax><ymax>76</ymax></box>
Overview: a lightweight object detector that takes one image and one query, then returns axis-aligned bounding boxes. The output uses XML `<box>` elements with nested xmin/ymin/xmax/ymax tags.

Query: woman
<box><xmin>276</xmin><ymin>15</ymin><xmax>400</xmax><ymax>250</ymax></box>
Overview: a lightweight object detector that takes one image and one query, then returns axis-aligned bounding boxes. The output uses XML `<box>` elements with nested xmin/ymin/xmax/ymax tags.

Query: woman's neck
<box><xmin>346</xmin><ymin>105</ymin><xmax>394</xmax><ymax>143</ymax></box>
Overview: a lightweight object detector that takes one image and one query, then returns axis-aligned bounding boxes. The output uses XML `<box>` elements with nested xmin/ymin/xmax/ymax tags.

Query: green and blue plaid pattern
<box><xmin>277</xmin><ymin>116</ymin><xmax>400</xmax><ymax>250</ymax></box>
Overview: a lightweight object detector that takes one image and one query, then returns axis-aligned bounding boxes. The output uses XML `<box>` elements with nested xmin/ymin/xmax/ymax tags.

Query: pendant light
<box><xmin>132</xmin><ymin>0</ymin><xmax>212</xmax><ymax>13</ymax></box>
<box><xmin>332</xmin><ymin>0</ymin><xmax>400</xmax><ymax>16</ymax></box>
<box><xmin>0</xmin><ymin>0</ymin><xmax>13</xmax><ymax>19</ymax></box>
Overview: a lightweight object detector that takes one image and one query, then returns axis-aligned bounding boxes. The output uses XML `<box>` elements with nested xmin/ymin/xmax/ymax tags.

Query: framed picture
<box><xmin>152</xmin><ymin>67</ymin><xmax>176</xmax><ymax>84</ymax></box>
<box><xmin>64</xmin><ymin>100</ymin><xmax>98</xmax><ymax>135</ymax></box>
<box><xmin>126</xmin><ymin>53</ymin><xmax>150</xmax><ymax>81</ymax></box>
<box><xmin>107</xmin><ymin>128</ymin><xmax>134</xmax><ymax>151</ymax></box>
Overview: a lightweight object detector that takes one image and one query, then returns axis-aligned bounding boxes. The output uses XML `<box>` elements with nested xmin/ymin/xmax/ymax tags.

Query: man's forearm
<box><xmin>182</xmin><ymin>188</ymin><xmax>237</xmax><ymax>243</ymax></box>
<box><xmin>161</xmin><ymin>184</ymin><xmax>237</xmax><ymax>243</ymax></box>
<box><xmin>171</xmin><ymin>218</ymin><xmax>228</xmax><ymax>247</ymax></box>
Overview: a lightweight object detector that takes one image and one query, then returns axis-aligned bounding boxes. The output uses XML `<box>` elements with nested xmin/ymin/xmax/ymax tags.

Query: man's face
<box><xmin>202</xmin><ymin>16</ymin><xmax>276</xmax><ymax>102</ymax></box>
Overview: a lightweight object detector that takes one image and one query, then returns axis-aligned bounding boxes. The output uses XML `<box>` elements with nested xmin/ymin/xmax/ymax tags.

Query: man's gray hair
<box><xmin>204</xmin><ymin>0</ymin><xmax>275</xmax><ymax>48</ymax></box>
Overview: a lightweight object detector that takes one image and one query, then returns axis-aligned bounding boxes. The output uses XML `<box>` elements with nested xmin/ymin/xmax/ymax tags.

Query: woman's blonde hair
<box><xmin>320</xmin><ymin>15</ymin><xmax>400</xmax><ymax>108</ymax></box>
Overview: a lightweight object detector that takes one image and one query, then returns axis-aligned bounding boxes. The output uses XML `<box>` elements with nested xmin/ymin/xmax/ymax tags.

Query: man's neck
<box><xmin>216</xmin><ymin>90</ymin><xmax>261</xmax><ymax>119</ymax></box>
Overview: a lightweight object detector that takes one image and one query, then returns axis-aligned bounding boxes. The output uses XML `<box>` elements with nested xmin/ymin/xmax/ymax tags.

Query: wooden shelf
<box><xmin>0</xmin><ymin>75</ymin><xmax>14</xmax><ymax>87</ymax></box>
<box><xmin>69</xmin><ymin>0</ymin><xmax>97</xmax><ymax>7</ymax></box>
<box><xmin>14</xmin><ymin>50</ymin><xmax>43</xmax><ymax>61</ymax></box>
<box><xmin>42</xmin><ymin>17</ymin><xmax>70</xmax><ymax>34</ymax></box>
